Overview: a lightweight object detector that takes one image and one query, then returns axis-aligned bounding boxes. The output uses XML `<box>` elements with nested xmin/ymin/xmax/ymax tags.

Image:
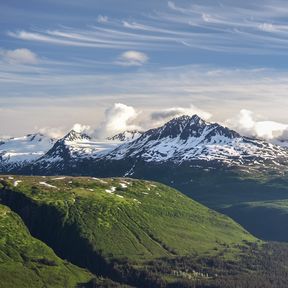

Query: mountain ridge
<box><xmin>103</xmin><ymin>114</ymin><xmax>288</xmax><ymax>168</ymax></box>
<box><xmin>1</xmin><ymin>114</ymin><xmax>288</xmax><ymax>174</ymax></box>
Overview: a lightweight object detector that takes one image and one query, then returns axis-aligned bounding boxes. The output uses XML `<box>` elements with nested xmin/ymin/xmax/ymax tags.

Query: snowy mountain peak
<box><xmin>104</xmin><ymin>115</ymin><xmax>288</xmax><ymax>166</ymax></box>
<box><xmin>26</xmin><ymin>133</ymin><xmax>54</xmax><ymax>143</ymax></box>
<box><xmin>189</xmin><ymin>114</ymin><xmax>206</xmax><ymax>125</ymax></box>
<box><xmin>155</xmin><ymin>114</ymin><xmax>239</xmax><ymax>141</ymax></box>
<box><xmin>142</xmin><ymin>114</ymin><xmax>209</xmax><ymax>141</ymax></box>
<box><xmin>190</xmin><ymin>114</ymin><xmax>202</xmax><ymax>121</ymax></box>
<box><xmin>167</xmin><ymin>114</ymin><xmax>205</xmax><ymax>125</ymax></box>
<box><xmin>145</xmin><ymin>115</ymin><xmax>190</xmax><ymax>140</ymax></box>
<box><xmin>107</xmin><ymin>130</ymin><xmax>143</xmax><ymax>142</ymax></box>
<box><xmin>63</xmin><ymin>130</ymin><xmax>91</xmax><ymax>142</ymax></box>
<box><xmin>0</xmin><ymin>133</ymin><xmax>56</xmax><ymax>171</ymax></box>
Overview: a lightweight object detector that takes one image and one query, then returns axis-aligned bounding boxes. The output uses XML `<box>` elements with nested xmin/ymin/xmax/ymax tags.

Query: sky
<box><xmin>2</xmin><ymin>0</ymin><xmax>288</xmax><ymax>140</ymax></box>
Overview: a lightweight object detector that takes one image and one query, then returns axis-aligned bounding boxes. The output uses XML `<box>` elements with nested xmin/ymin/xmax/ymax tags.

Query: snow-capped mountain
<box><xmin>107</xmin><ymin>130</ymin><xmax>143</xmax><ymax>142</ymax></box>
<box><xmin>32</xmin><ymin>129</ymin><xmax>119</xmax><ymax>170</ymax></box>
<box><xmin>2</xmin><ymin>115</ymin><xmax>288</xmax><ymax>175</ymax></box>
<box><xmin>0</xmin><ymin>133</ymin><xmax>55</xmax><ymax>171</ymax></box>
<box><xmin>104</xmin><ymin>115</ymin><xmax>288</xmax><ymax>167</ymax></box>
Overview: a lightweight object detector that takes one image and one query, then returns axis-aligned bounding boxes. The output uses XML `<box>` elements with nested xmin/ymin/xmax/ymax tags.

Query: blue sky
<box><xmin>2</xmin><ymin>0</ymin><xmax>288</xmax><ymax>137</ymax></box>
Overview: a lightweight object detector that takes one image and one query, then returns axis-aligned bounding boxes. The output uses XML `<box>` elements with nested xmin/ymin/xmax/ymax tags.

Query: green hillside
<box><xmin>123</xmin><ymin>163</ymin><xmax>288</xmax><ymax>243</ymax></box>
<box><xmin>0</xmin><ymin>176</ymin><xmax>256</xmax><ymax>263</ymax></box>
<box><xmin>0</xmin><ymin>203</ymin><xmax>92</xmax><ymax>288</ymax></box>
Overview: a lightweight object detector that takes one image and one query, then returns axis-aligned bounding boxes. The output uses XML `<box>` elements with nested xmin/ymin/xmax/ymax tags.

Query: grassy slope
<box><xmin>0</xmin><ymin>176</ymin><xmax>256</xmax><ymax>262</ymax></box>
<box><xmin>0</xmin><ymin>203</ymin><xmax>92</xmax><ymax>288</ymax></box>
<box><xmin>165</xmin><ymin>167</ymin><xmax>288</xmax><ymax>242</ymax></box>
<box><xmin>120</xmin><ymin>161</ymin><xmax>288</xmax><ymax>242</ymax></box>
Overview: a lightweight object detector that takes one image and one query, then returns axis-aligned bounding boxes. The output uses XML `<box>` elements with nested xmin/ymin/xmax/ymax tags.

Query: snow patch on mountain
<box><xmin>107</xmin><ymin>130</ymin><xmax>143</xmax><ymax>142</ymax></box>
<box><xmin>0</xmin><ymin>133</ymin><xmax>55</xmax><ymax>171</ymax></box>
<box><xmin>34</xmin><ymin>130</ymin><xmax>120</xmax><ymax>167</ymax></box>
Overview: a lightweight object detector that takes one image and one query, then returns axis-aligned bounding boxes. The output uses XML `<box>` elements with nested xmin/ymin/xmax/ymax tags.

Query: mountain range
<box><xmin>0</xmin><ymin>129</ymin><xmax>129</xmax><ymax>173</ymax></box>
<box><xmin>1</xmin><ymin>114</ymin><xmax>288</xmax><ymax>175</ymax></box>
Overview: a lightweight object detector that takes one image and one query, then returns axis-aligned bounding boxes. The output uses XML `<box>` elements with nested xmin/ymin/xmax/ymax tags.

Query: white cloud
<box><xmin>167</xmin><ymin>1</ymin><xmax>178</xmax><ymax>11</ymax></box>
<box><xmin>0</xmin><ymin>48</ymin><xmax>38</xmax><ymax>64</ymax></box>
<box><xmin>122</xmin><ymin>21</ymin><xmax>143</xmax><ymax>29</ymax></box>
<box><xmin>71</xmin><ymin>123</ymin><xmax>91</xmax><ymax>134</ymax></box>
<box><xmin>150</xmin><ymin>105</ymin><xmax>212</xmax><ymax>123</ymax></box>
<box><xmin>116</xmin><ymin>51</ymin><xmax>149</xmax><ymax>66</ymax></box>
<box><xmin>226</xmin><ymin>109</ymin><xmax>288</xmax><ymax>141</ymax></box>
<box><xmin>97</xmin><ymin>15</ymin><xmax>108</xmax><ymax>23</ymax></box>
<box><xmin>258</xmin><ymin>23</ymin><xmax>276</xmax><ymax>32</ymax></box>
<box><xmin>37</xmin><ymin>123</ymin><xmax>91</xmax><ymax>139</ymax></box>
<box><xmin>3</xmin><ymin>60</ymin><xmax>288</xmax><ymax>138</ymax></box>
<box><xmin>36</xmin><ymin>103</ymin><xmax>211</xmax><ymax>140</ymax></box>
<box><xmin>202</xmin><ymin>13</ymin><xmax>215</xmax><ymax>23</ymax></box>
<box><xmin>94</xmin><ymin>103</ymin><xmax>140</xmax><ymax>139</ymax></box>
<box><xmin>38</xmin><ymin>126</ymin><xmax>66</xmax><ymax>139</ymax></box>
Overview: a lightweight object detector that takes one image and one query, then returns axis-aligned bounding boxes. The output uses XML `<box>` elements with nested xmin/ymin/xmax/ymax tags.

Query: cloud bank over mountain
<box><xmin>226</xmin><ymin>109</ymin><xmax>288</xmax><ymax>144</ymax></box>
<box><xmin>31</xmin><ymin>103</ymin><xmax>288</xmax><ymax>145</ymax></box>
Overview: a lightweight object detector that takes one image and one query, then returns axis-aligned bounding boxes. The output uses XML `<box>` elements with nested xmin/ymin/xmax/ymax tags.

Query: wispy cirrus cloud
<box><xmin>157</xmin><ymin>0</ymin><xmax>288</xmax><ymax>53</ymax></box>
<box><xmin>7</xmin><ymin>0</ymin><xmax>288</xmax><ymax>55</ymax></box>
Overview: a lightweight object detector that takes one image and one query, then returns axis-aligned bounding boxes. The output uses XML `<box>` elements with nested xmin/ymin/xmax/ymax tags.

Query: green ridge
<box><xmin>0</xmin><ymin>175</ymin><xmax>256</xmax><ymax>262</ymax></box>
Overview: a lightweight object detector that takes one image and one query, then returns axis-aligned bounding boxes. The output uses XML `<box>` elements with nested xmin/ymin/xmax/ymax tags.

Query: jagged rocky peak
<box><xmin>150</xmin><ymin>114</ymin><xmax>240</xmax><ymax>141</ymax></box>
<box><xmin>179</xmin><ymin>115</ymin><xmax>208</xmax><ymax>139</ymax></box>
<box><xmin>147</xmin><ymin>114</ymin><xmax>208</xmax><ymax>140</ymax></box>
<box><xmin>107</xmin><ymin>130</ymin><xmax>143</xmax><ymax>142</ymax></box>
<box><xmin>63</xmin><ymin>130</ymin><xmax>91</xmax><ymax>142</ymax></box>
<box><xmin>146</xmin><ymin>115</ymin><xmax>189</xmax><ymax>140</ymax></box>
<box><xmin>168</xmin><ymin>114</ymin><xmax>205</xmax><ymax>125</ymax></box>
<box><xmin>26</xmin><ymin>133</ymin><xmax>52</xmax><ymax>142</ymax></box>
<box><xmin>189</xmin><ymin>114</ymin><xmax>206</xmax><ymax>125</ymax></box>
